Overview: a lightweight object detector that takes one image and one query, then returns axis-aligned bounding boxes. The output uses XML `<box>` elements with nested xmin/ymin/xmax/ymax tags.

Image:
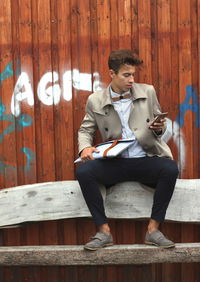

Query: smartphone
<box><xmin>149</xmin><ymin>112</ymin><xmax>168</xmax><ymax>127</ymax></box>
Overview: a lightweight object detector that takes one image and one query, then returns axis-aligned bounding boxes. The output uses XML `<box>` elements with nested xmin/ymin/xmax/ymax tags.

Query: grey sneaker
<box><xmin>144</xmin><ymin>230</ymin><xmax>175</xmax><ymax>248</ymax></box>
<box><xmin>84</xmin><ymin>231</ymin><xmax>113</xmax><ymax>251</ymax></box>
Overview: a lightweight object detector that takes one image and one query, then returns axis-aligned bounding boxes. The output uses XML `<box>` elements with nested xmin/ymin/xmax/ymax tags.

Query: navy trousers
<box><xmin>76</xmin><ymin>156</ymin><xmax>179</xmax><ymax>226</ymax></box>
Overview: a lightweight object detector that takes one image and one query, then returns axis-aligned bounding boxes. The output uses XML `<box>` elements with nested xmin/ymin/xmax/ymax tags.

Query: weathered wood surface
<box><xmin>0</xmin><ymin>179</ymin><xmax>200</xmax><ymax>227</ymax></box>
<box><xmin>0</xmin><ymin>243</ymin><xmax>200</xmax><ymax>266</ymax></box>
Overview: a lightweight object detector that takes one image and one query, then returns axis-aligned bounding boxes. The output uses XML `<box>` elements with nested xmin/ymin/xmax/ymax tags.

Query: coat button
<box><xmin>105</xmin><ymin>128</ymin><xmax>108</xmax><ymax>131</ymax></box>
<box><xmin>146</xmin><ymin>118</ymin><xmax>150</xmax><ymax>122</ymax></box>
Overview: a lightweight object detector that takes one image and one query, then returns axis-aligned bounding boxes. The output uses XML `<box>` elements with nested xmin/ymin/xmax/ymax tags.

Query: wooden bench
<box><xmin>0</xmin><ymin>179</ymin><xmax>199</xmax><ymax>265</ymax></box>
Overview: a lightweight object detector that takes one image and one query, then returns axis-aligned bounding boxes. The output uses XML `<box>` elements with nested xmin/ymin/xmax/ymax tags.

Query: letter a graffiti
<box><xmin>176</xmin><ymin>85</ymin><xmax>200</xmax><ymax>128</ymax></box>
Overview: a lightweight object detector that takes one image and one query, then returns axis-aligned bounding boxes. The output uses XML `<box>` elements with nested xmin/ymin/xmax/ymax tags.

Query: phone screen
<box><xmin>150</xmin><ymin>112</ymin><xmax>168</xmax><ymax>126</ymax></box>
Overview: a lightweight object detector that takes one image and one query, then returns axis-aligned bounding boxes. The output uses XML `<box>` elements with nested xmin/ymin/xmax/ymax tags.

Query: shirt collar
<box><xmin>100</xmin><ymin>83</ymin><xmax>147</xmax><ymax>109</ymax></box>
<box><xmin>109</xmin><ymin>86</ymin><xmax>131</xmax><ymax>98</ymax></box>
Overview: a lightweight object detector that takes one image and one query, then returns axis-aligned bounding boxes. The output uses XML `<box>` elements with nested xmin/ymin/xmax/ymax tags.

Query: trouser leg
<box><xmin>134</xmin><ymin>157</ymin><xmax>179</xmax><ymax>222</ymax></box>
<box><xmin>149</xmin><ymin>159</ymin><xmax>179</xmax><ymax>222</ymax></box>
<box><xmin>76</xmin><ymin>159</ymin><xmax>128</xmax><ymax>226</ymax></box>
<box><xmin>76</xmin><ymin>157</ymin><xmax>179</xmax><ymax>226</ymax></box>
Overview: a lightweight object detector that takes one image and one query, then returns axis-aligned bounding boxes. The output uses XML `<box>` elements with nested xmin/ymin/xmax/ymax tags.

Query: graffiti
<box><xmin>11</xmin><ymin>69</ymin><xmax>101</xmax><ymax>117</ymax></box>
<box><xmin>0</xmin><ymin>58</ymin><xmax>21</xmax><ymax>86</ymax></box>
<box><xmin>163</xmin><ymin>118</ymin><xmax>185</xmax><ymax>171</ymax></box>
<box><xmin>0</xmin><ymin>147</ymin><xmax>35</xmax><ymax>174</ymax></box>
<box><xmin>176</xmin><ymin>85</ymin><xmax>200</xmax><ymax>128</ymax></box>
<box><xmin>0</xmin><ymin>99</ymin><xmax>35</xmax><ymax>174</ymax></box>
<box><xmin>21</xmin><ymin>147</ymin><xmax>35</xmax><ymax>170</ymax></box>
<box><xmin>37</xmin><ymin>71</ymin><xmax>61</xmax><ymax>106</ymax></box>
<box><xmin>0</xmin><ymin>62</ymin><xmax>13</xmax><ymax>85</ymax></box>
<box><xmin>0</xmin><ymin>99</ymin><xmax>32</xmax><ymax>142</ymax></box>
<box><xmin>11</xmin><ymin>69</ymin><xmax>102</xmax><ymax>116</ymax></box>
<box><xmin>2</xmin><ymin>59</ymin><xmax>200</xmax><ymax>175</ymax></box>
<box><xmin>11</xmin><ymin>72</ymin><xmax>34</xmax><ymax>117</ymax></box>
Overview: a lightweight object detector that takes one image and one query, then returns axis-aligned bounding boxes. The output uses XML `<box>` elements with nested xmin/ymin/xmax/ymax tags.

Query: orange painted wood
<box><xmin>0</xmin><ymin>0</ymin><xmax>200</xmax><ymax>281</ymax></box>
<box><xmin>118</xmin><ymin>0</ymin><xmax>132</xmax><ymax>48</ymax></box>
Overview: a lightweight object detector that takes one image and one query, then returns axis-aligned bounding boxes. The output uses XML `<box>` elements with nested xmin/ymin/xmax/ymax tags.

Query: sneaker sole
<box><xmin>84</xmin><ymin>243</ymin><xmax>113</xmax><ymax>251</ymax></box>
<box><xmin>144</xmin><ymin>241</ymin><xmax>175</xmax><ymax>249</ymax></box>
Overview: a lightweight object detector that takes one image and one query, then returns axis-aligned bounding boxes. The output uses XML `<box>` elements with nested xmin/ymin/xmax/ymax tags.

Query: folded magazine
<box><xmin>74</xmin><ymin>138</ymin><xmax>135</xmax><ymax>163</ymax></box>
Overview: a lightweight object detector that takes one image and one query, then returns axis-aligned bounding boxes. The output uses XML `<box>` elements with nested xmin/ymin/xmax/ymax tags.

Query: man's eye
<box><xmin>124</xmin><ymin>74</ymin><xmax>130</xmax><ymax>77</ymax></box>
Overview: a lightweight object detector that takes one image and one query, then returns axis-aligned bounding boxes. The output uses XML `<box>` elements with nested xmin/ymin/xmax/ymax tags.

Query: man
<box><xmin>76</xmin><ymin>49</ymin><xmax>179</xmax><ymax>251</ymax></box>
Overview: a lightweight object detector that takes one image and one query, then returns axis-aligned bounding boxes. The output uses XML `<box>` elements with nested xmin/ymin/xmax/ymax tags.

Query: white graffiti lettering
<box><xmin>11</xmin><ymin>70</ymin><xmax>101</xmax><ymax>116</ymax></box>
<box><xmin>11</xmin><ymin>72</ymin><xmax>34</xmax><ymax>117</ymax></box>
<box><xmin>37</xmin><ymin>72</ymin><xmax>61</xmax><ymax>106</ymax></box>
<box><xmin>162</xmin><ymin>118</ymin><xmax>185</xmax><ymax>170</ymax></box>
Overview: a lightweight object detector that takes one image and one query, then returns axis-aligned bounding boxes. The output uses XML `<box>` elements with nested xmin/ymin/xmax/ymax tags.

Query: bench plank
<box><xmin>0</xmin><ymin>243</ymin><xmax>200</xmax><ymax>265</ymax></box>
<box><xmin>0</xmin><ymin>179</ymin><xmax>200</xmax><ymax>227</ymax></box>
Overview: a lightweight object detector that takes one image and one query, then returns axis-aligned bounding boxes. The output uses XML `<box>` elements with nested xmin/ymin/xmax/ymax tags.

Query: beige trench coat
<box><xmin>78</xmin><ymin>83</ymin><xmax>173</xmax><ymax>159</ymax></box>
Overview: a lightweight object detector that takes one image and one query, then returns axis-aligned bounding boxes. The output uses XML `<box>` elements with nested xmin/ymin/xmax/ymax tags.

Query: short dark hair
<box><xmin>108</xmin><ymin>49</ymin><xmax>143</xmax><ymax>73</ymax></box>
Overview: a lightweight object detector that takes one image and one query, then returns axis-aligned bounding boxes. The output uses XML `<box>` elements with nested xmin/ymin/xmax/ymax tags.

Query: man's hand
<box><xmin>80</xmin><ymin>146</ymin><xmax>99</xmax><ymax>162</ymax></box>
<box><xmin>149</xmin><ymin>118</ymin><xmax>166</xmax><ymax>132</ymax></box>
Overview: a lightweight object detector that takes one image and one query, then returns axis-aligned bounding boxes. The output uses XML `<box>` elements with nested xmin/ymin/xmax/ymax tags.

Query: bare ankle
<box><xmin>98</xmin><ymin>224</ymin><xmax>111</xmax><ymax>234</ymax></box>
<box><xmin>148</xmin><ymin>219</ymin><xmax>160</xmax><ymax>233</ymax></box>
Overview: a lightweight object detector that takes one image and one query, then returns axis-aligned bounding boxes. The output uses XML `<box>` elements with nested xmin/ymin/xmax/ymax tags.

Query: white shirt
<box><xmin>110</xmin><ymin>87</ymin><xmax>146</xmax><ymax>158</ymax></box>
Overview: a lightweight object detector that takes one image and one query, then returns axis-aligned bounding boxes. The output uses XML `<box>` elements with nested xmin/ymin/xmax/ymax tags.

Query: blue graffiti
<box><xmin>176</xmin><ymin>85</ymin><xmax>200</xmax><ymax>128</ymax></box>
<box><xmin>0</xmin><ymin>100</ymin><xmax>32</xmax><ymax>142</ymax></box>
<box><xmin>0</xmin><ymin>62</ymin><xmax>14</xmax><ymax>86</ymax></box>
<box><xmin>0</xmin><ymin>99</ymin><xmax>35</xmax><ymax>174</ymax></box>
<box><xmin>0</xmin><ymin>58</ymin><xmax>21</xmax><ymax>86</ymax></box>
<box><xmin>21</xmin><ymin>147</ymin><xmax>35</xmax><ymax>171</ymax></box>
<box><xmin>0</xmin><ymin>147</ymin><xmax>35</xmax><ymax>174</ymax></box>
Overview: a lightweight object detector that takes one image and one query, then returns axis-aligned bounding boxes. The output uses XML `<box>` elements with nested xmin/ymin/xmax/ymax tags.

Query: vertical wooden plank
<box><xmin>90</xmin><ymin>0</ymin><xmax>100</xmax><ymax>82</ymax></box>
<box><xmin>72</xmin><ymin>0</ymin><xmax>93</xmax><ymax>146</ymax></box>
<box><xmin>167</xmin><ymin>0</ymin><xmax>180</xmax><ymax>163</ymax></box>
<box><xmin>31</xmin><ymin>0</ymin><xmax>58</xmax><ymax>280</ymax></box>
<box><xmin>16</xmin><ymin>0</ymin><xmax>36</xmax><ymax>185</ymax></box>
<box><xmin>177</xmin><ymin>0</ymin><xmax>193</xmax><ymax>178</ymax></box>
<box><xmin>150</xmin><ymin>0</ymin><xmax>159</xmax><ymax>90</ymax></box>
<box><xmin>131</xmin><ymin>0</ymin><xmax>139</xmax><ymax>53</ymax></box>
<box><xmin>50</xmin><ymin>0</ymin><xmax>78</xmax><ymax>280</ymax></box>
<box><xmin>76</xmin><ymin>218</ymin><xmax>97</xmax><ymax>281</ymax></box>
<box><xmin>161</xmin><ymin>223</ymin><xmax>181</xmax><ymax>282</ymax></box>
<box><xmin>70</xmin><ymin>0</ymin><xmax>85</xmax><ymax>157</ymax></box>
<box><xmin>177</xmin><ymin>1</ymin><xmax>195</xmax><ymax>281</ymax></box>
<box><xmin>0</xmin><ymin>0</ymin><xmax>18</xmax><ymax>188</ymax></box>
<box><xmin>190</xmin><ymin>0</ymin><xmax>199</xmax><ymax>179</ymax></box>
<box><xmin>90</xmin><ymin>0</ymin><xmax>103</xmax><ymax>146</ymax></box>
<box><xmin>118</xmin><ymin>0</ymin><xmax>132</xmax><ymax>48</ymax></box>
<box><xmin>36</xmin><ymin>0</ymin><xmax>56</xmax><ymax>181</ymax></box>
<box><xmin>96</xmin><ymin>0</ymin><xmax>111</xmax><ymax>85</ymax></box>
<box><xmin>0</xmin><ymin>1</ymin><xmax>22</xmax><ymax>281</ymax></box>
<box><xmin>156</xmin><ymin>2</ymin><xmax>182</xmax><ymax>280</ymax></box>
<box><xmin>190</xmin><ymin>3</ymin><xmax>200</xmax><ymax>281</ymax></box>
<box><xmin>50</xmin><ymin>0</ymin><xmax>74</xmax><ymax>180</ymax></box>
<box><xmin>138</xmin><ymin>0</ymin><xmax>152</xmax><ymax>84</ymax></box>
<box><xmin>110</xmin><ymin>0</ymin><xmax>119</xmax><ymax>50</ymax></box>
<box><xmin>59</xmin><ymin>219</ymin><xmax>78</xmax><ymax>282</ymax></box>
<box><xmin>15</xmin><ymin>0</ymin><xmax>40</xmax><ymax>278</ymax></box>
<box><xmin>156</xmin><ymin>0</ymin><xmax>171</xmax><ymax>106</ymax></box>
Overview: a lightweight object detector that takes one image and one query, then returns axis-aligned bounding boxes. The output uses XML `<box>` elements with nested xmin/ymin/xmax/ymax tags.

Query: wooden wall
<box><xmin>0</xmin><ymin>0</ymin><xmax>200</xmax><ymax>281</ymax></box>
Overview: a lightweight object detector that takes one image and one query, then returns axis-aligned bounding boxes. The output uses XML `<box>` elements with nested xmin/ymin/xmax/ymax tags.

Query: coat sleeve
<box><xmin>151</xmin><ymin>86</ymin><xmax>167</xmax><ymax>136</ymax></box>
<box><xmin>78</xmin><ymin>96</ymin><xmax>97</xmax><ymax>154</ymax></box>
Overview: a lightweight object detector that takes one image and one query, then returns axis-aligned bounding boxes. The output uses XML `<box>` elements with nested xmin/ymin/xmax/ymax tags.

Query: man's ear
<box><xmin>109</xmin><ymin>69</ymin><xmax>115</xmax><ymax>78</ymax></box>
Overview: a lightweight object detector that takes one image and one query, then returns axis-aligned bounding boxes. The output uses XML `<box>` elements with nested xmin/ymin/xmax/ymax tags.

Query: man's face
<box><xmin>109</xmin><ymin>64</ymin><xmax>136</xmax><ymax>94</ymax></box>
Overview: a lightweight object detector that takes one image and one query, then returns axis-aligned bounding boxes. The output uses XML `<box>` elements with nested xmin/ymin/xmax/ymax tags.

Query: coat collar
<box><xmin>100</xmin><ymin>83</ymin><xmax>148</xmax><ymax>109</ymax></box>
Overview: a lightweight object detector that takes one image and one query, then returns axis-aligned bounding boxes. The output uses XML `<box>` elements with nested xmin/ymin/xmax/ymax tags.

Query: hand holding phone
<box><xmin>149</xmin><ymin>112</ymin><xmax>168</xmax><ymax>127</ymax></box>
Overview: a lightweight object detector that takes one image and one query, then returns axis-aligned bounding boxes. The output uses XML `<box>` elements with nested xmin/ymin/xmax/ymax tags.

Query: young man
<box><xmin>76</xmin><ymin>49</ymin><xmax>179</xmax><ymax>251</ymax></box>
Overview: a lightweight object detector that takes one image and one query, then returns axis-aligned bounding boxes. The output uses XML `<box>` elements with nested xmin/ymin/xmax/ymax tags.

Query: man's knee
<box><xmin>76</xmin><ymin>161</ymin><xmax>94</xmax><ymax>180</ymax></box>
<box><xmin>161</xmin><ymin>159</ymin><xmax>179</xmax><ymax>179</ymax></box>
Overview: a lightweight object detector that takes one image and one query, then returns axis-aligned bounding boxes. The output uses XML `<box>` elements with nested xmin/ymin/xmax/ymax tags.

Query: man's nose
<box><xmin>129</xmin><ymin>75</ymin><xmax>134</xmax><ymax>83</ymax></box>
